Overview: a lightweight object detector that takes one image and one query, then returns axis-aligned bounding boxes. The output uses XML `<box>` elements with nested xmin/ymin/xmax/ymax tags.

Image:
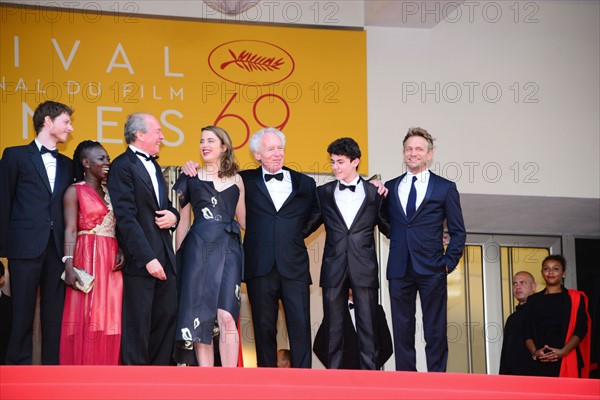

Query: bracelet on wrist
<box><xmin>61</xmin><ymin>255</ymin><xmax>74</xmax><ymax>263</ymax></box>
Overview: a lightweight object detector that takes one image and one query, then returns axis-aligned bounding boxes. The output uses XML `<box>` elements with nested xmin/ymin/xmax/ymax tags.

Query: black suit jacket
<box><xmin>0</xmin><ymin>141</ymin><xmax>73</xmax><ymax>258</ymax></box>
<box><xmin>308</xmin><ymin>179</ymin><xmax>390</xmax><ymax>288</ymax></box>
<box><xmin>107</xmin><ymin>147</ymin><xmax>179</xmax><ymax>276</ymax></box>
<box><xmin>240</xmin><ymin>167</ymin><xmax>319</xmax><ymax>282</ymax></box>
<box><xmin>313</xmin><ymin>304</ymin><xmax>393</xmax><ymax>369</ymax></box>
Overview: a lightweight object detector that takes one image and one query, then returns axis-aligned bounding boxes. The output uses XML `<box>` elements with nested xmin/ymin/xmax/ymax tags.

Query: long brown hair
<box><xmin>201</xmin><ymin>125</ymin><xmax>239</xmax><ymax>178</ymax></box>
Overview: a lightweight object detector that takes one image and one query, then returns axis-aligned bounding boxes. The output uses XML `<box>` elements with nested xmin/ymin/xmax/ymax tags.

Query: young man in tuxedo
<box><xmin>107</xmin><ymin>113</ymin><xmax>179</xmax><ymax>365</ymax></box>
<box><xmin>0</xmin><ymin>101</ymin><xmax>74</xmax><ymax>364</ymax></box>
<box><xmin>384</xmin><ymin>127</ymin><xmax>466</xmax><ymax>372</ymax></box>
<box><xmin>499</xmin><ymin>271</ymin><xmax>537</xmax><ymax>375</ymax></box>
<box><xmin>307</xmin><ymin>137</ymin><xmax>390</xmax><ymax>369</ymax></box>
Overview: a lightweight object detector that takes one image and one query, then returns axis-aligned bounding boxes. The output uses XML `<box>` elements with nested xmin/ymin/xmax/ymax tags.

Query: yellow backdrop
<box><xmin>0</xmin><ymin>4</ymin><xmax>368</xmax><ymax>173</ymax></box>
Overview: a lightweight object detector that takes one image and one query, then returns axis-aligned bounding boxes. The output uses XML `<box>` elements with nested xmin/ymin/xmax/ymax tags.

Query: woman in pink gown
<box><xmin>60</xmin><ymin>141</ymin><xmax>123</xmax><ymax>365</ymax></box>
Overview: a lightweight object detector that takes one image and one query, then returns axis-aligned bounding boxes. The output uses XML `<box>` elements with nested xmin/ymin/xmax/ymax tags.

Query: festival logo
<box><xmin>208</xmin><ymin>40</ymin><xmax>295</xmax><ymax>86</ymax></box>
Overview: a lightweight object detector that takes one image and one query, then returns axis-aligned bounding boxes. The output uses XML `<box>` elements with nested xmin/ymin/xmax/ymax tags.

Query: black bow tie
<box><xmin>40</xmin><ymin>146</ymin><xmax>58</xmax><ymax>158</ymax></box>
<box><xmin>135</xmin><ymin>151</ymin><xmax>158</xmax><ymax>162</ymax></box>
<box><xmin>348</xmin><ymin>302</ymin><xmax>355</xmax><ymax>310</ymax></box>
<box><xmin>339</xmin><ymin>182</ymin><xmax>356</xmax><ymax>192</ymax></box>
<box><xmin>265</xmin><ymin>172</ymin><xmax>284</xmax><ymax>182</ymax></box>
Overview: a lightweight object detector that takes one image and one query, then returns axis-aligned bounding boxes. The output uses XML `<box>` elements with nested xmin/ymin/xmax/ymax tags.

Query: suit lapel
<box><xmin>345</xmin><ymin>178</ymin><xmax>371</xmax><ymax>232</ymax></box>
<box><xmin>51</xmin><ymin>155</ymin><xmax>69</xmax><ymax>199</ymax></box>
<box><xmin>393</xmin><ymin>173</ymin><xmax>408</xmax><ymax>220</ymax></box>
<box><xmin>127</xmin><ymin>148</ymin><xmax>159</xmax><ymax>206</ymax></box>
<box><xmin>155</xmin><ymin>160</ymin><xmax>166</xmax><ymax>208</ymax></box>
<box><xmin>326</xmin><ymin>181</ymin><xmax>346</xmax><ymax>228</ymax></box>
<box><xmin>349</xmin><ymin>178</ymin><xmax>373</xmax><ymax>230</ymax></box>
<box><xmin>279</xmin><ymin>167</ymin><xmax>297</xmax><ymax>210</ymax></box>
<box><xmin>253</xmin><ymin>167</ymin><xmax>276</xmax><ymax>210</ymax></box>
<box><xmin>412</xmin><ymin>172</ymin><xmax>435</xmax><ymax>220</ymax></box>
<box><xmin>52</xmin><ymin>156</ymin><xmax>62</xmax><ymax>199</ymax></box>
<box><xmin>28</xmin><ymin>142</ymin><xmax>52</xmax><ymax>195</ymax></box>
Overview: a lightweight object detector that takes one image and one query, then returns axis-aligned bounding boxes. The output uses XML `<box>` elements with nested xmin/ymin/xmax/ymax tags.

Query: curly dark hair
<box><xmin>542</xmin><ymin>254</ymin><xmax>567</xmax><ymax>271</ymax></box>
<box><xmin>327</xmin><ymin>137</ymin><xmax>362</xmax><ymax>161</ymax></box>
<box><xmin>72</xmin><ymin>140</ymin><xmax>104</xmax><ymax>182</ymax></box>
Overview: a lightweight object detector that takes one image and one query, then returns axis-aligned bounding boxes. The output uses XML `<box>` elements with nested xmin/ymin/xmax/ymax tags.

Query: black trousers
<box><xmin>6</xmin><ymin>235</ymin><xmax>64</xmax><ymax>365</ymax></box>
<box><xmin>120</xmin><ymin>261</ymin><xmax>178</xmax><ymax>365</ymax></box>
<box><xmin>323</xmin><ymin>280</ymin><xmax>378</xmax><ymax>370</ymax></box>
<box><xmin>246</xmin><ymin>266</ymin><xmax>311</xmax><ymax>368</ymax></box>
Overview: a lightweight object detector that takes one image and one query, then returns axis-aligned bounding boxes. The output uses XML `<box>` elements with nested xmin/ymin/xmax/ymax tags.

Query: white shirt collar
<box><xmin>34</xmin><ymin>138</ymin><xmax>56</xmax><ymax>151</ymax></box>
<box><xmin>129</xmin><ymin>144</ymin><xmax>150</xmax><ymax>160</ymax></box>
<box><xmin>262</xmin><ymin>167</ymin><xmax>284</xmax><ymax>176</ymax></box>
<box><xmin>338</xmin><ymin>175</ymin><xmax>361</xmax><ymax>186</ymax></box>
<box><xmin>406</xmin><ymin>169</ymin><xmax>430</xmax><ymax>181</ymax></box>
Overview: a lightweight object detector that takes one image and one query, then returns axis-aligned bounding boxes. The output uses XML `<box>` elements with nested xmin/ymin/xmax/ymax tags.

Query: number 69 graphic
<box><xmin>213</xmin><ymin>93</ymin><xmax>291</xmax><ymax>149</ymax></box>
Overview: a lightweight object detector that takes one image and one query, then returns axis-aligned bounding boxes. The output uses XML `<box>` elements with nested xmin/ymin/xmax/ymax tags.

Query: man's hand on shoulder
<box><xmin>368</xmin><ymin>179</ymin><xmax>389</xmax><ymax>197</ymax></box>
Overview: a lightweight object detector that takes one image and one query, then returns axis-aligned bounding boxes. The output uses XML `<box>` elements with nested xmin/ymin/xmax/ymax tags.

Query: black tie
<box><xmin>339</xmin><ymin>182</ymin><xmax>356</xmax><ymax>192</ymax></box>
<box><xmin>265</xmin><ymin>172</ymin><xmax>284</xmax><ymax>182</ymax></box>
<box><xmin>135</xmin><ymin>151</ymin><xmax>158</xmax><ymax>161</ymax></box>
<box><xmin>40</xmin><ymin>146</ymin><xmax>58</xmax><ymax>158</ymax></box>
<box><xmin>348</xmin><ymin>302</ymin><xmax>355</xmax><ymax>310</ymax></box>
<box><xmin>406</xmin><ymin>175</ymin><xmax>417</xmax><ymax>219</ymax></box>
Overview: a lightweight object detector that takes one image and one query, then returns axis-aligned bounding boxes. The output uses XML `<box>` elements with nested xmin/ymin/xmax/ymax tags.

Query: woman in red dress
<box><xmin>60</xmin><ymin>140</ymin><xmax>123</xmax><ymax>364</ymax></box>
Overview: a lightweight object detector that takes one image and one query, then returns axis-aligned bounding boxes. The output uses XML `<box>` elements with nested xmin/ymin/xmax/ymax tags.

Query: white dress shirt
<box><xmin>130</xmin><ymin>145</ymin><xmax>160</xmax><ymax>205</ymax></box>
<box><xmin>398</xmin><ymin>169</ymin><xmax>430</xmax><ymax>215</ymax></box>
<box><xmin>34</xmin><ymin>139</ymin><xmax>57</xmax><ymax>192</ymax></box>
<box><xmin>334</xmin><ymin>176</ymin><xmax>365</xmax><ymax>229</ymax></box>
<box><xmin>263</xmin><ymin>167</ymin><xmax>292</xmax><ymax>211</ymax></box>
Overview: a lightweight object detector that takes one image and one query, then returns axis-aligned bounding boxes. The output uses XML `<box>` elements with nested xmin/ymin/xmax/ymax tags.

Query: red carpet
<box><xmin>1</xmin><ymin>366</ymin><xmax>598</xmax><ymax>399</ymax></box>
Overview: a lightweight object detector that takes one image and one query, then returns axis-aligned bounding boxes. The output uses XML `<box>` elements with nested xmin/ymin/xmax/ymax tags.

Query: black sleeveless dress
<box><xmin>172</xmin><ymin>175</ymin><xmax>243</xmax><ymax>355</ymax></box>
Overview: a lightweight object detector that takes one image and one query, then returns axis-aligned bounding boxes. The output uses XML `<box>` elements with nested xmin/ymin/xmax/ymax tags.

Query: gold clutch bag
<box><xmin>61</xmin><ymin>267</ymin><xmax>95</xmax><ymax>294</ymax></box>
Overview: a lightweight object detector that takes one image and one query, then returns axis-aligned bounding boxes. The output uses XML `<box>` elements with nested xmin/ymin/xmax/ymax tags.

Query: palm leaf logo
<box><xmin>220</xmin><ymin>49</ymin><xmax>285</xmax><ymax>72</ymax></box>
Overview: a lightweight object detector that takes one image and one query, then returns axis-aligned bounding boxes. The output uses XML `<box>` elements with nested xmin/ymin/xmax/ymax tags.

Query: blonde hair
<box><xmin>403</xmin><ymin>127</ymin><xmax>435</xmax><ymax>152</ymax></box>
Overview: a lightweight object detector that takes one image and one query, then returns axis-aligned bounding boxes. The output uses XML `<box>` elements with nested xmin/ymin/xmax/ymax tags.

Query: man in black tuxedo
<box><xmin>307</xmin><ymin>137</ymin><xmax>390</xmax><ymax>369</ymax></box>
<box><xmin>240</xmin><ymin>127</ymin><xmax>320</xmax><ymax>368</ymax></box>
<box><xmin>499</xmin><ymin>271</ymin><xmax>537</xmax><ymax>375</ymax></box>
<box><xmin>384</xmin><ymin>127</ymin><xmax>466</xmax><ymax>372</ymax></box>
<box><xmin>0</xmin><ymin>101</ymin><xmax>74</xmax><ymax>364</ymax></box>
<box><xmin>107</xmin><ymin>113</ymin><xmax>179</xmax><ymax>365</ymax></box>
<box><xmin>313</xmin><ymin>289</ymin><xmax>393</xmax><ymax>369</ymax></box>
